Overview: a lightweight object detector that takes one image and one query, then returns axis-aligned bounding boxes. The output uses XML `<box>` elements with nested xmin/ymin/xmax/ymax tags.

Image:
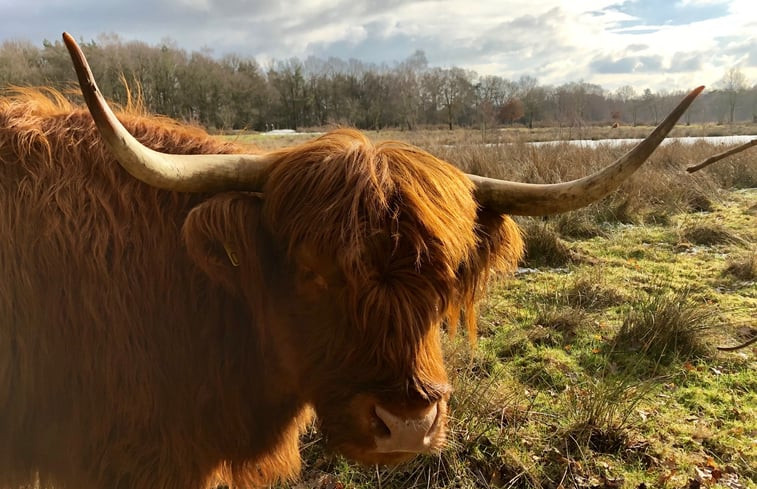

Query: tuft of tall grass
<box><xmin>697</xmin><ymin>151</ymin><xmax>757</xmax><ymax>189</ymax></box>
<box><xmin>551</xmin><ymin>211</ymin><xmax>607</xmax><ymax>239</ymax></box>
<box><xmin>519</xmin><ymin>220</ymin><xmax>576</xmax><ymax>268</ymax></box>
<box><xmin>442</xmin><ymin>340</ymin><xmax>541</xmax><ymax>488</ymax></box>
<box><xmin>529</xmin><ymin>306</ymin><xmax>586</xmax><ymax>346</ymax></box>
<box><xmin>723</xmin><ymin>251</ymin><xmax>757</xmax><ymax>281</ymax></box>
<box><xmin>684</xmin><ymin>190</ymin><xmax>714</xmax><ymax>213</ymax></box>
<box><xmin>561</xmin><ymin>270</ymin><xmax>629</xmax><ymax>311</ymax></box>
<box><xmin>542</xmin><ymin>362</ymin><xmax>661</xmax><ymax>488</ymax></box>
<box><xmin>559</xmin><ymin>375</ymin><xmax>656</xmax><ymax>455</ymax></box>
<box><xmin>679</xmin><ymin>222</ymin><xmax>743</xmax><ymax>246</ymax></box>
<box><xmin>612</xmin><ymin>288</ymin><xmax>717</xmax><ymax>362</ymax></box>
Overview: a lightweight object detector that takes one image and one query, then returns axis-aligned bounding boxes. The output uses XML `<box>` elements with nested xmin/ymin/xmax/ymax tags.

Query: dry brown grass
<box><xmin>427</xmin><ymin>139</ymin><xmax>732</xmax><ymax>225</ymax></box>
<box><xmin>226</xmin><ymin>127</ymin><xmax>755</xmax><ymax>214</ymax></box>
<box><xmin>235</xmin><ymin>128</ymin><xmax>756</xmax><ymax>254</ymax></box>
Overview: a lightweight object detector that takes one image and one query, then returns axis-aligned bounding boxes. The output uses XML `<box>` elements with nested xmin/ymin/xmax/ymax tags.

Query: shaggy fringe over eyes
<box><xmin>263</xmin><ymin>129</ymin><xmax>524</xmax><ymax>342</ymax></box>
<box><xmin>264</xmin><ymin>129</ymin><xmax>478</xmax><ymax>275</ymax></box>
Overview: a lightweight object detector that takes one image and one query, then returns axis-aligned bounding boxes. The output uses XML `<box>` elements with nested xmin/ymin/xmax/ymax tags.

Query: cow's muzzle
<box><xmin>372</xmin><ymin>401</ymin><xmax>445</xmax><ymax>453</ymax></box>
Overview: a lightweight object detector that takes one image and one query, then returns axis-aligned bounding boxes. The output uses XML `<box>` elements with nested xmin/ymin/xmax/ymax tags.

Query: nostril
<box><xmin>371</xmin><ymin>407</ymin><xmax>391</xmax><ymax>437</ymax></box>
<box><xmin>423</xmin><ymin>403</ymin><xmax>439</xmax><ymax>439</ymax></box>
<box><xmin>426</xmin><ymin>403</ymin><xmax>441</xmax><ymax>437</ymax></box>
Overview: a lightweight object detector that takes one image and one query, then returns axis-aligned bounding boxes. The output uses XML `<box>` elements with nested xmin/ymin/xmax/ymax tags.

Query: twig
<box><xmin>687</xmin><ymin>139</ymin><xmax>757</xmax><ymax>172</ymax></box>
<box><xmin>717</xmin><ymin>335</ymin><xmax>757</xmax><ymax>351</ymax></box>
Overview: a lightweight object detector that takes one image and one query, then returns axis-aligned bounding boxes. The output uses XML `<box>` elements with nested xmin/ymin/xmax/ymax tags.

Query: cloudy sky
<box><xmin>1</xmin><ymin>0</ymin><xmax>755</xmax><ymax>92</ymax></box>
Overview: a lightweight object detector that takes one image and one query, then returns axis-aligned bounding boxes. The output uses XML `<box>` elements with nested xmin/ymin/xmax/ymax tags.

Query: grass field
<box><xmin>234</xmin><ymin>128</ymin><xmax>757</xmax><ymax>489</ymax></box>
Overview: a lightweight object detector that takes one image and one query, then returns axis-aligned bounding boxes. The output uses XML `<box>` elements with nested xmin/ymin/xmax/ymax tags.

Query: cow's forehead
<box><xmin>263</xmin><ymin>134</ymin><xmax>481</xmax><ymax>282</ymax></box>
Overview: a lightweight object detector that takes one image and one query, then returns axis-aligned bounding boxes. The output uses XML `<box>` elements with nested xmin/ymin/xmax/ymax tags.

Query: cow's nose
<box><xmin>372</xmin><ymin>402</ymin><xmax>442</xmax><ymax>453</ymax></box>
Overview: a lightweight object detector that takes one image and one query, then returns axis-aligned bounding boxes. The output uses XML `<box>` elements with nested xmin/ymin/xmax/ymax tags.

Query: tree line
<box><xmin>1</xmin><ymin>35</ymin><xmax>755</xmax><ymax>132</ymax></box>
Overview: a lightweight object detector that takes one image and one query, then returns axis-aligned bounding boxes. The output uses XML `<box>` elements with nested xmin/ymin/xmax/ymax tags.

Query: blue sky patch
<box><xmin>606</xmin><ymin>0</ymin><xmax>730</xmax><ymax>28</ymax></box>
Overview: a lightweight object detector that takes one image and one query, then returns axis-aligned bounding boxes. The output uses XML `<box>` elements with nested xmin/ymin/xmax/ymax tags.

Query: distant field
<box><xmin>255</xmin><ymin>135</ymin><xmax>755</xmax><ymax>489</ymax></box>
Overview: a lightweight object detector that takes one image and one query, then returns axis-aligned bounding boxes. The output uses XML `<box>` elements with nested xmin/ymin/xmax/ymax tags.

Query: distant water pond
<box><xmin>529</xmin><ymin>135</ymin><xmax>755</xmax><ymax>148</ymax></box>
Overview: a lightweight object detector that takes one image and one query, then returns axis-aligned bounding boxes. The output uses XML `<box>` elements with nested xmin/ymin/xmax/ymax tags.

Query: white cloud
<box><xmin>0</xmin><ymin>0</ymin><xmax>754</xmax><ymax>92</ymax></box>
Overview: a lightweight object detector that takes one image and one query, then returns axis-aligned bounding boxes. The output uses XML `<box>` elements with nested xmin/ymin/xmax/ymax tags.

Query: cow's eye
<box><xmin>298</xmin><ymin>267</ymin><xmax>328</xmax><ymax>291</ymax></box>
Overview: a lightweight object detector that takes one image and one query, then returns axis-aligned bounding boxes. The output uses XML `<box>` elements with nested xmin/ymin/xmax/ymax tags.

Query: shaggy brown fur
<box><xmin>0</xmin><ymin>89</ymin><xmax>523</xmax><ymax>489</ymax></box>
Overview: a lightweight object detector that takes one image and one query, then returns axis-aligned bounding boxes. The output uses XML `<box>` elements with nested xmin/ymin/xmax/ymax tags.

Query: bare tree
<box><xmin>394</xmin><ymin>50</ymin><xmax>427</xmax><ymax>130</ymax></box>
<box><xmin>719</xmin><ymin>66</ymin><xmax>747</xmax><ymax>123</ymax></box>
<box><xmin>518</xmin><ymin>75</ymin><xmax>547</xmax><ymax>128</ymax></box>
<box><xmin>437</xmin><ymin>67</ymin><xmax>474</xmax><ymax>130</ymax></box>
<box><xmin>469</xmin><ymin>75</ymin><xmax>513</xmax><ymax>137</ymax></box>
<box><xmin>641</xmin><ymin>88</ymin><xmax>660</xmax><ymax>124</ymax></box>
<box><xmin>613</xmin><ymin>85</ymin><xmax>636</xmax><ymax>124</ymax></box>
<box><xmin>269</xmin><ymin>59</ymin><xmax>306</xmax><ymax>130</ymax></box>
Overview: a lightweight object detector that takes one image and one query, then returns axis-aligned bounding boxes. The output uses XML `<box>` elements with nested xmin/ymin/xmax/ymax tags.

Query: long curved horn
<box><xmin>470</xmin><ymin>86</ymin><xmax>704</xmax><ymax>216</ymax></box>
<box><xmin>687</xmin><ymin>138</ymin><xmax>756</xmax><ymax>173</ymax></box>
<box><xmin>62</xmin><ymin>32</ymin><xmax>274</xmax><ymax>193</ymax></box>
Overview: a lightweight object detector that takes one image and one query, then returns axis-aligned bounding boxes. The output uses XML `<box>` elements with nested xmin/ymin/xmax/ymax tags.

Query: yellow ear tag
<box><xmin>223</xmin><ymin>244</ymin><xmax>240</xmax><ymax>267</ymax></box>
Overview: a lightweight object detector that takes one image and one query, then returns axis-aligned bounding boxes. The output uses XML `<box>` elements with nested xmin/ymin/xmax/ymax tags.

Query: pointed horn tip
<box><xmin>680</xmin><ymin>85</ymin><xmax>705</xmax><ymax>106</ymax></box>
<box><xmin>62</xmin><ymin>32</ymin><xmax>83</xmax><ymax>64</ymax></box>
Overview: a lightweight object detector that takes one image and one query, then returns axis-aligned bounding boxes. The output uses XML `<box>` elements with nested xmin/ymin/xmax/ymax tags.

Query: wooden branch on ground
<box><xmin>687</xmin><ymin>139</ymin><xmax>757</xmax><ymax>173</ymax></box>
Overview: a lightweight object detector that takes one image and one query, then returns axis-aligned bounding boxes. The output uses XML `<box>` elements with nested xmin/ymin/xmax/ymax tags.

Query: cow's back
<box><xmin>0</xmin><ymin>90</ymin><xmax>261</xmax><ymax>488</ymax></box>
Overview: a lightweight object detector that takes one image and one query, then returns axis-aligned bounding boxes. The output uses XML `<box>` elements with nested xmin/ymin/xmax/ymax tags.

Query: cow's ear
<box><xmin>182</xmin><ymin>192</ymin><xmax>265</xmax><ymax>294</ymax></box>
<box><xmin>473</xmin><ymin>209</ymin><xmax>524</xmax><ymax>276</ymax></box>
<box><xmin>452</xmin><ymin>209</ymin><xmax>525</xmax><ymax>339</ymax></box>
